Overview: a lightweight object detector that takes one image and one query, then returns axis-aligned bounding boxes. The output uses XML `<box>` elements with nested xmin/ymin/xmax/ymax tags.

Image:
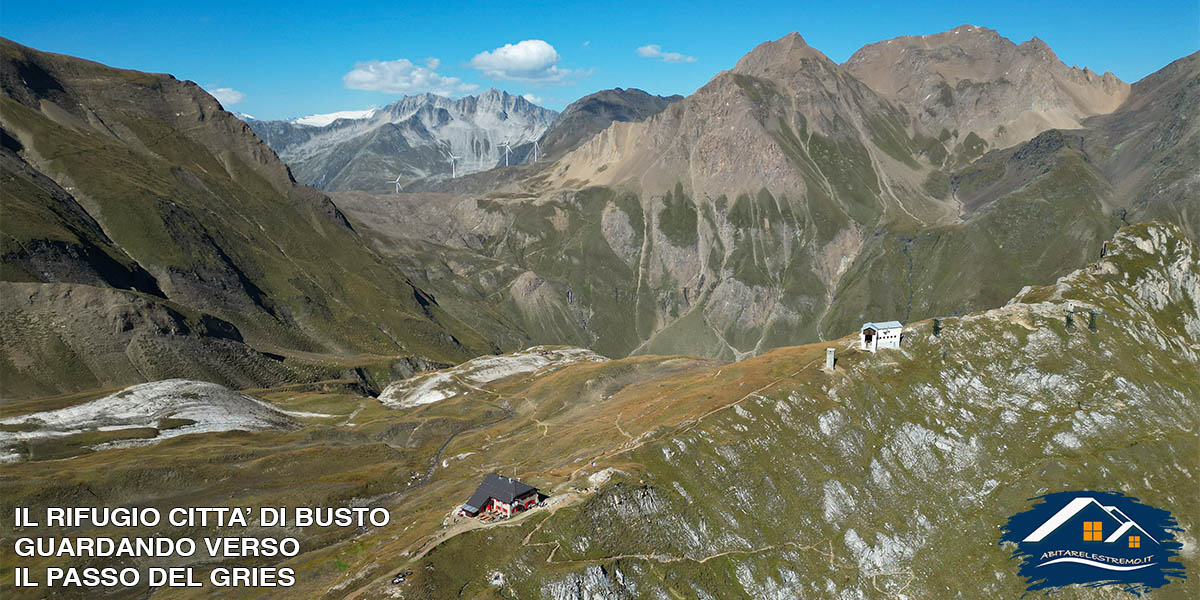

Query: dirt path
<box><xmin>369</xmin><ymin>375</ymin><xmax>517</xmax><ymax>510</ymax></box>
<box><xmin>613</xmin><ymin>412</ymin><xmax>633</xmax><ymax>440</ymax></box>
<box><xmin>571</xmin><ymin>353</ymin><xmax>826</xmax><ymax>475</ymax></box>
<box><xmin>525</xmin><ymin>538</ymin><xmax>851</xmax><ymax>568</ymax></box>
<box><xmin>344</xmin><ymin>351</ymin><xmax>829</xmax><ymax>598</ymax></box>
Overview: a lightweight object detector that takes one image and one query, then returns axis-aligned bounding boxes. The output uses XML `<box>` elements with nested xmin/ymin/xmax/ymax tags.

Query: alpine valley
<box><xmin>0</xmin><ymin>21</ymin><xmax>1197</xmax><ymax>600</ymax></box>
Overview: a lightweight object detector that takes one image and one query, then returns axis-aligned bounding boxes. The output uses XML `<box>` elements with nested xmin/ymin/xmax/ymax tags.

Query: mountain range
<box><xmin>2</xmin><ymin>26</ymin><xmax>1195</xmax><ymax>396</ymax></box>
<box><xmin>337</xmin><ymin>27</ymin><xmax>1197</xmax><ymax>361</ymax></box>
<box><xmin>0</xmin><ymin>23</ymin><xmax>1197</xmax><ymax>600</ymax></box>
<box><xmin>248</xmin><ymin>87</ymin><xmax>684</xmax><ymax>194</ymax></box>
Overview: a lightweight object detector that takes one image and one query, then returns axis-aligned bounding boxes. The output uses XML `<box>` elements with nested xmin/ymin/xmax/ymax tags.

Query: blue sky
<box><xmin>3</xmin><ymin>1</ymin><xmax>1197</xmax><ymax>119</ymax></box>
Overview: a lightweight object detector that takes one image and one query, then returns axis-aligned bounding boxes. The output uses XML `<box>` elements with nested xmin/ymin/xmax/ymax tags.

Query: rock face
<box><xmin>248</xmin><ymin>89</ymin><xmax>557</xmax><ymax>192</ymax></box>
<box><xmin>1081</xmin><ymin>51</ymin><xmax>1200</xmax><ymax>238</ymax></box>
<box><xmin>400</xmin><ymin>223</ymin><xmax>1200</xmax><ymax>599</ymax></box>
<box><xmin>0</xmin><ymin>37</ymin><xmax>495</xmax><ymax>398</ymax></box>
<box><xmin>844</xmin><ymin>24</ymin><xmax>1129</xmax><ymax>154</ymax></box>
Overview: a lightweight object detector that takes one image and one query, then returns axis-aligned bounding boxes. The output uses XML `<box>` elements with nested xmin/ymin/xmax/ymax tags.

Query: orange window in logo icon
<box><xmin>1129</xmin><ymin>536</ymin><xmax>1141</xmax><ymax>548</ymax></box>
<box><xmin>1083</xmin><ymin>521</ymin><xmax>1103</xmax><ymax>541</ymax></box>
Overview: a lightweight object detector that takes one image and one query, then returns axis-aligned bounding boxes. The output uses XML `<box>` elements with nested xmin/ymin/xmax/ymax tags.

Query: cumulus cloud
<box><xmin>343</xmin><ymin>58</ymin><xmax>477</xmax><ymax>96</ymax></box>
<box><xmin>636</xmin><ymin>44</ymin><xmax>697</xmax><ymax>64</ymax></box>
<box><xmin>469</xmin><ymin>40</ymin><xmax>572</xmax><ymax>83</ymax></box>
<box><xmin>207</xmin><ymin>87</ymin><xmax>246</xmax><ymax>105</ymax></box>
<box><xmin>521</xmin><ymin>93</ymin><xmax>544</xmax><ymax>104</ymax></box>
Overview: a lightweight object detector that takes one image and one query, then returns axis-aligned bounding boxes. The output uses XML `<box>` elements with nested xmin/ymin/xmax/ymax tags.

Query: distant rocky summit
<box><xmin>247</xmin><ymin>89</ymin><xmax>557</xmax><ymax>192</ymax></box>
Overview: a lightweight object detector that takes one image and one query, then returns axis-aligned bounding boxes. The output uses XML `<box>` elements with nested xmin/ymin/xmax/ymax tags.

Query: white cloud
<box><xmin>207</xmin><ymin>87</ymin><xmax>246</xmax><ymax>105</ymax></box>
<box><xmin>343</xmin><ymin>58</ymin><xmax>478</xmax><ymax>96</ymax></box>
<box><xmin>582</xmin><ymin>40</ymin><xmax>590</xmax><ymax>47</ymax></box>
<box><xmin>522</xmin><ymin>93</ymin><xmax>544</xmax><ymax>104</ymax></box>
<box><xmin>636</xmin><ymin>44</ymin><xmax>697</xmax><ymax>64</ymax></box>
<box><xmin>469</xmin><ymin>40</ymin><xmax>572</xmax><ymax>83</ymax></box>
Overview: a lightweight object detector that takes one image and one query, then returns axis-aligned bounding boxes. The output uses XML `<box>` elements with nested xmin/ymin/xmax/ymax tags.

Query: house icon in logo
<box><xmin>1023</xmin><ymin>496</ymin><xmax>1159</xmax><ymax>551</ymax></box>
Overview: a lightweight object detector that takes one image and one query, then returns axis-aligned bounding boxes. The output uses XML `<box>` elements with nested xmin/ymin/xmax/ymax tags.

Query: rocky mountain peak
<box><xmin>732</xmin><ymin>31</ymin><xmax>835</xmax><ymax>78</ymax></box>
<box><xmin>944</xmin><ymin>24</ymin><xmax>1006</xmax><ymax>42</ymax></box>
<box><xmin>844</xmin><ymin>25</ymin><xmax>1130</xmax><ymax>150</ymax></box>
<box><xmin>1017</xmin><ymin>36</ymin><xmax>1058</xmax><ymax>59</ymax></box>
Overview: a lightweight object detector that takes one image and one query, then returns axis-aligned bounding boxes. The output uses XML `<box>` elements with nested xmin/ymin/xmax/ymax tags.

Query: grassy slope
<box><xmin>1</xmin><ymin>224</ymin><xmax>1193</xmax><ymax>599</ymax></box>
<box><xmin>360</xmin><ymin>223</ymin><xmax>1200</xmax><ymax>599</ymax></box>
<box><xmin>0</xmin><ymin>39</ymin><xmax>495</xmax><ymax>398</ymax></box>
<box><xmin>824</xmin><ymin>143</ymin><xmax>1125</xmax><ymax>335</ymax></box>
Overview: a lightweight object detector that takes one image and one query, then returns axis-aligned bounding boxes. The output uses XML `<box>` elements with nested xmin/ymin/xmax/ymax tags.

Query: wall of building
<box><xmin>861</xmin><ymin>327</ymin><xmax>902</xmax><ymax>352</ymax></box>
<box><xmin>877</xmin><ymin>328</ymin><xmax>901</xmax><ymax>349</ymax></box>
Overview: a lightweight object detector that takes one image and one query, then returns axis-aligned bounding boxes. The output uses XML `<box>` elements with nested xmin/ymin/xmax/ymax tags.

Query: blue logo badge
<box><xmin>1000</xmin><ymin>491</ymin><xmax>1186</xmax><ymax>595</ymax></box>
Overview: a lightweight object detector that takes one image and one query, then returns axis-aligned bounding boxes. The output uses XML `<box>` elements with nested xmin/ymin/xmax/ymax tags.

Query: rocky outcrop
<box><xmin>378</xmin><ymin>346</ymin><xmax>607</xmax><ymax>408</ymax></box>
<box><xmin>542</xmin><ymin>565</ymin><xmax>637</xmax><ymax>600</ymax></box>
<box><xmin>0</xmin><ymin>379</ymin><xmax>300</xmax><ymax>460</ymax></box>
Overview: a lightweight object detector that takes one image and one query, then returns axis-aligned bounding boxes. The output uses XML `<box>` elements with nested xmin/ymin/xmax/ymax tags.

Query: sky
<box><xmin>3</xmin><ymin>1</ymin><xmax>1197</xmax><ymax>120</ymax></box>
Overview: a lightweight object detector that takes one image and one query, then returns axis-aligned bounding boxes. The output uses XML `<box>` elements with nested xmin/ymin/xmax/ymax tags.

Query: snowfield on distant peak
<box><xmin>379</xmin><ymin>346</ymin><xmax>608</xmax><ymax>409</ymax></box>
<box><xmin>292</xmin><ymin>107</ymin><xmax>379</xmax><ymax>127</ymax></box>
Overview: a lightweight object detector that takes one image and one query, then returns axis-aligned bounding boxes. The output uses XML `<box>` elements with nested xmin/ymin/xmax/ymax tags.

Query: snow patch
<box><xmin>379</xmin><ymin>346</ymin><xmax>607</xmax><ymax>408</ymax></box>
<box><xmin>292</xmin><ymin>107</ymin><xmax>379</xmax><ymax>127</ymax></box>
<box><xmin>0</xmin><ymin>380</ymin><xmax>298</xmax><ymax>458</ymax></box>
